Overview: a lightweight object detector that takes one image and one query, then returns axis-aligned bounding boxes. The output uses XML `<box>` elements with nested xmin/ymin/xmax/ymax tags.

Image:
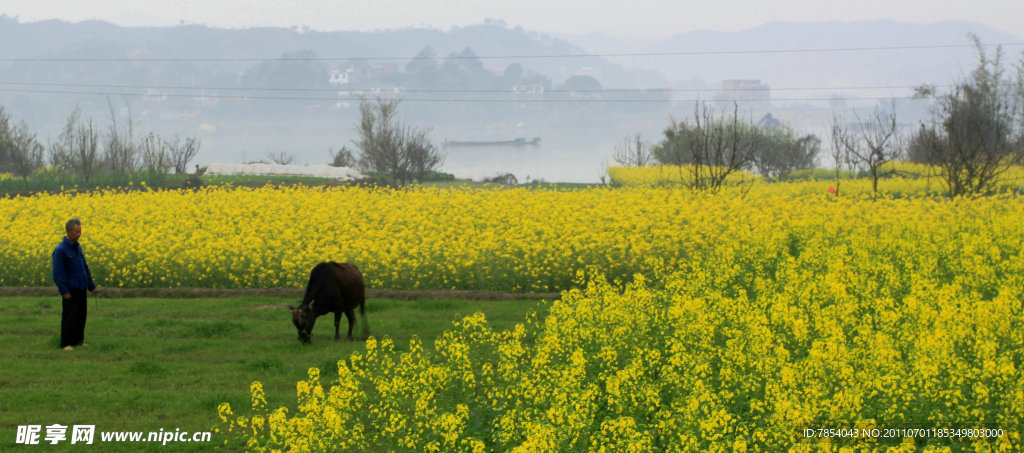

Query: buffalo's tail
<box><xmin>359</xmin><ymin>291</ymin><xmax>370</xmax><ymax>338</ymax></box>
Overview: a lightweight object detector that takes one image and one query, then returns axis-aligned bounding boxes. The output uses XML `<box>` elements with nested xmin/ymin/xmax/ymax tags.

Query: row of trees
<box><xmin>354</xmin><ymin>46</ymin><xmax>553</xmax><ymax>93</ymax></box>
<box><xmin>243</xmin><ymin>47</ymin><xmax>553</xmax><ymax>94</ymax></box>
<box><xmin>832</xmin><ymin>37</ymin><xmax>1024</xmax><ymax>196</ymax></box>
<box><xmin>614</xmin><ymin>104</ymin><xmax>821</xmax><ymax>191</ymax></box>
<box><xmin>621</xmin><ymin>38</ymin><xmax>1023</xmax><ymax>196</ymax></box>
<box><xmin>0</xmin><ymin>107</ymin><xmax>43</xmax><ymax>181</ymax></box>
<box><xmin>907</xmin><ymin>36</ymin><xmax>1024</xmax><ymax>196</ymax></box>
<box><xmin>0</xmin><ymin>102</ymin><xmax>201</xmax><ymax>182</ymax></box>
<box><xmin>2</xmin><ymin>96</ymin><xmax>442</xmax><ymax>188</ymax></box>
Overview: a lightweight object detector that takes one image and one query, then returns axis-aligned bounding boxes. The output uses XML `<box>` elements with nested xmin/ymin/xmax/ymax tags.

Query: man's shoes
<box><xmin>62</xmin><ymin>346</ymin><xmax>74</xmax><ymax>351</ymax></box>
<box><xmin>79</xmin><ymin>343</ymin><xmax>88</xmax><ymax>348</ymax></box>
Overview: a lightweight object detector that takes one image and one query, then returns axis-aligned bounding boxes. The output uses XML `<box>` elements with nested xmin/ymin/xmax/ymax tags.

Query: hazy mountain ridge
<box><xmin>0</xmin><ymin>15</ymin><xmax>659</xmax><ymax>88</ymax></box>
<box><xmin>3</xmin><ymin>16</ymin><xmax>1019</xmax><ymax>93</ymax></box>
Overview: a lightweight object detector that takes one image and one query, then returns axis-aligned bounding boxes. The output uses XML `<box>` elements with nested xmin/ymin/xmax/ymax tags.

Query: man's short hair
<box><xmin>65</xmin><ymin>219</ymin><xmax>82</xmax><ymax>231</ymax></box>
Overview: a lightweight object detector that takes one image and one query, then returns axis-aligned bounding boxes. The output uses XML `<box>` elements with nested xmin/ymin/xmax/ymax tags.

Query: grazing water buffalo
<box><xmin>290</xmin><ymin>262</ymin><xmax>367</xmax><ymax>343</ymax></box>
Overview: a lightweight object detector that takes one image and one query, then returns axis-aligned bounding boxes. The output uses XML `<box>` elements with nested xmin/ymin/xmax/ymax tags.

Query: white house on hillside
<box><xmin>329</xmin><ymin>69</ymin><xmax>353</xmax><ymax>86</ymax></box>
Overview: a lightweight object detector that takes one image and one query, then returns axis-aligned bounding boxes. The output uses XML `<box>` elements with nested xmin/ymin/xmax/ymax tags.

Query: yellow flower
<box><xmin>5</xmin><ymin>175</ymin><xmax>1017</xmax><ymax>451</ymax></box>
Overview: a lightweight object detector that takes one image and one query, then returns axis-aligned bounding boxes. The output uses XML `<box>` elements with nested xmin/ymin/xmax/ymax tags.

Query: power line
<box><xmin>1</xmin><ymin>42</ymin><xmax>1021</xmax><ymax>63</ymax></box>
<box><xmin>0</xmin><ymin>86</ymin><xmax>924</xmax><ymax>103</ymax></box>
<box><xmin>0</xmin><ymin>80</ymin><xmax>946</xmax><ymax>94</ymax></box>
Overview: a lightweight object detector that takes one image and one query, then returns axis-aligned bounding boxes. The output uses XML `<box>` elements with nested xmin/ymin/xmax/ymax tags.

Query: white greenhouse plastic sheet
<box><xmin>205</xmin><ymin>163</ymin><xmax>363</xmax><ymax>181</ymax></box>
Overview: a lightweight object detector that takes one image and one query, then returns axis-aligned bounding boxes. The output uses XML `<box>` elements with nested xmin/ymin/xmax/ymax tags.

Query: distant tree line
<box><xmin>0</xmin><ymin>106</ymin><xmax>44</xmax><ymax>181</ymax></box>
<box><xmin>831</xmin><ymin>36</ymin><xmax>1023</xmax><ymax>196</ymax></box>
<box><xmin>619</xmin><ymin>37</ymin><xmax>1023</xmax><ymax>197</ymax></box>
<box><xmin>0</xmin><ymin>101</ymin><xmax>201</xmax><ymax>183</ymax></box>
<box><xmin>241</xmin><ymin>47</ymin><xmax>553</xmax><ymax>94</ymax></box>
<box><xmin>386</xmin><ymin>46</ymin><xmax>552</xmax><ymax>92</ymax></box>
<box><xmin>3</xmin><ymin>96</ymin><xmax>444</xmax><ymax>189</ymax></box>
<box><xmin>613</xmin><ymin>104</ymin><xmax>821</xmax><ymax>192</ymax></box>
<box><xmin>906</xmin><ymin>36</ymin><xmax>1024</xmax><ymax>196</ymax></box>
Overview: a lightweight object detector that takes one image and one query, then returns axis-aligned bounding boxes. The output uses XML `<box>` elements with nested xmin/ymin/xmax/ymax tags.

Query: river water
<box><xmin>195</xmin><ymin>114</ymin><xmax>670</xmax><ymax>184</ymax></box>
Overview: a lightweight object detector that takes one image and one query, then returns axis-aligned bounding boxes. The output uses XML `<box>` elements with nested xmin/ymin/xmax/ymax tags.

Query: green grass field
<box><xmin>0</xmin><ymin>295</ymin><xmax>544</xmax><ymax>451</ymax></box>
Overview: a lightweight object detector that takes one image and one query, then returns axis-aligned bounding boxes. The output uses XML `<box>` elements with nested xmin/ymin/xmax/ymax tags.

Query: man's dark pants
<box><xmin>60</xmin><ymin>289</ymin><xmax>87</xmax><ymax>348</ymax></box>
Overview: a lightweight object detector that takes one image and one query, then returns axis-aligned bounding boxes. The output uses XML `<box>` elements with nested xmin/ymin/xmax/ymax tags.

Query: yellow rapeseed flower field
<box><xmin>2</xmin><ymin>181</ymin><xmax>1022</xmax><ymax>450</ymax></box>
<box><xmin>607</xmin><ymin>164</ymin><xmax>760</xmax><ymax>188</ymax></box>
<box><xmin>221</xmin><ymin>267</ymin><xmax>1022</xmax><ymax>451</ymax></box>
<box><xmin>608</xmin><ymin>164</ymin><xmax>1024</xmax><ymax>197</ymax></box>
<box><xmin>2</xmin><ymin>182</ymin><xmax>1021</xmax><ymax>293</ymax></box>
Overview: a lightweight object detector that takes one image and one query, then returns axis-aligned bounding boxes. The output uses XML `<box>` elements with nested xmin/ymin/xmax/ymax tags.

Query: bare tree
<box><xmin>0</xmin><ymin>106</ymin><xmax>12</xmax><ymax>172</ymax></box>
<box><xmin>46</xmin><ymin>107</ymin><xmax>102</xmax><ymax>181</ymax></box>
<box><xmin>8</xmin><ymin>121</ymin><xmax>45</xmax><ymax>181</ymax></box>
<box><xmin>104</xmin><ymin>98</ymin><xmax>138</xmax><ymax>174</ymax></box>
<box><xmin>73</xmin><ymin>118</ymin><xmax>101</xmax><ymax>182</ymax></box>
<box><xmin>266</xmin><ymin>150</ymin><xmax>295</xmax><ymax>165</ymax></box>
<box><xmin>834</xmin><ymin>100</ymin><xmax>902</xmax><ymax>193</ymax></box>
<box><xmin>680</xmin><ymin>102</ymin><xmax>756</xmax><ymax>192</ymax></box>
<box><xmin>168</xmin><ymin>135</ymin><xmax>201</xmax><ymax>174</ymax></box>
<box><xmin>140</xmin><ymin>132</ymin><xmax>172</xmax><ymax>174</ymax></box>
<box><xmin>1</xmin><ymin>107</ymin><xmax>45</xmax><ymax>180</ymax></box>
<box><xmin>829</xmin><ymin>113</ymin><xmax>855</xmax><ymax>196</ymax></box>
<box><xmin>653</xmin><ymin>103</ymin><xmax>756</xmax><ymax>191</ymax></box>
<box><xmin>612</xmin><ymin>133</ymin><xmax>652</xmax><ymax>167</ymax></box>
<box><xmin>48</xmin><ymin>107</ymin><xmax>81</xmax><ymax>174</ymax></box>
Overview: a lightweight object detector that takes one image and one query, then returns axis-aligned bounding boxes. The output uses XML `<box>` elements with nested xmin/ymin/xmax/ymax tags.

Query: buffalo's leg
<box><xmin>345</xmin><ymin>310</ymin><xmax>356</xmax><ymax>340</ymax></box>
<box><xmin>333</xmin><ymin>311</ymin><xmax>342</xmax><ymax>342</ymax></box>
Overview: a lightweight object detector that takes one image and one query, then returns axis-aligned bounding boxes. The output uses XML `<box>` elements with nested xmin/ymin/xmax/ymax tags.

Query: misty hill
<box><xmin>4</xmin><ymin>16</ymin><xmax>1020</xmax><ymax>111</ymax></box>
<box><xmin>566</xmin><ymin>20</ymin><xmax>1023</xmax><ymax>96</ymax></box>
<box><xmin>0</xmin><ymin>15</ymin><xmax>663</xmax><ymax>90</ymax></box>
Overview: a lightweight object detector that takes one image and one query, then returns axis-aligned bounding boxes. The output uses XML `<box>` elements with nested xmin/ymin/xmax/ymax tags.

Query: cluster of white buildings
<box><xmin>205</xmin><ymin>163</ymin><xmax>363</xmax><ymax>181</ymax></box>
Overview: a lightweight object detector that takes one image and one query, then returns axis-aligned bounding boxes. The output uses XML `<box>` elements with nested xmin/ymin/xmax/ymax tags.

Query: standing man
<box><xmin>53</xmin><ymin>219</ymin><xmax>96</xmax><ymax>351</ymax></box>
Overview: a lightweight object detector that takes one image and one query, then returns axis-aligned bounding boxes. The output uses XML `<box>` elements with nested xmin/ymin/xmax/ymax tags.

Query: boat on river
<box><xmin>442</xmin><ymin>137</ymin><xmax>541</xmax><ymax>148</ymax></box>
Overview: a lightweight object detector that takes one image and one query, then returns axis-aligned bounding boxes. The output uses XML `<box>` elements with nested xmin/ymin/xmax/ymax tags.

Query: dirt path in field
<box><xmin>0</xmin><ymin>286</ymin><xmax>560</xmax><ymax>301</ymax></box>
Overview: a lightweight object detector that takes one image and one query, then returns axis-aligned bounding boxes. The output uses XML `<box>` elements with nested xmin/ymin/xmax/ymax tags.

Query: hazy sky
<box><xmin>3</xmin><ymin>0</ymin><xmax>1023</xmax><ymax>39</ymax></box>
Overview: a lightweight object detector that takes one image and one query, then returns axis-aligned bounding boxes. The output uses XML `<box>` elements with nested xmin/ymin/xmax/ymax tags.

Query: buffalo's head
<box><xmin>290</xmin><ymin>303</ymin><xmax>313</xmax><ymax>343</ymax></box>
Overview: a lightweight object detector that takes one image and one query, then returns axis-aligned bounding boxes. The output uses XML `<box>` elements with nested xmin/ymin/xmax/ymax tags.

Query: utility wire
<box><xmin>0</xmin><ymin>80</ymin><xmax>947</xmax><ymax>94</ymax></box>
<box><xmin>0</xmin><ymin>87</ymin><xmax>924</xmax><ymax>103</ymax></box>
<box><xmin>1</xmin><ymin>42</ymin><xmax>1021</xmax><ymax>63</ymax></box>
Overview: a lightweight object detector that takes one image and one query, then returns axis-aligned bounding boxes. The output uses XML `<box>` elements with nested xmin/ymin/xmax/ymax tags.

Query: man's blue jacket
<box><xmin>52</xmin><ymin>237</ymin><xmax>96</xmax><ymax>295</ymax></box>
